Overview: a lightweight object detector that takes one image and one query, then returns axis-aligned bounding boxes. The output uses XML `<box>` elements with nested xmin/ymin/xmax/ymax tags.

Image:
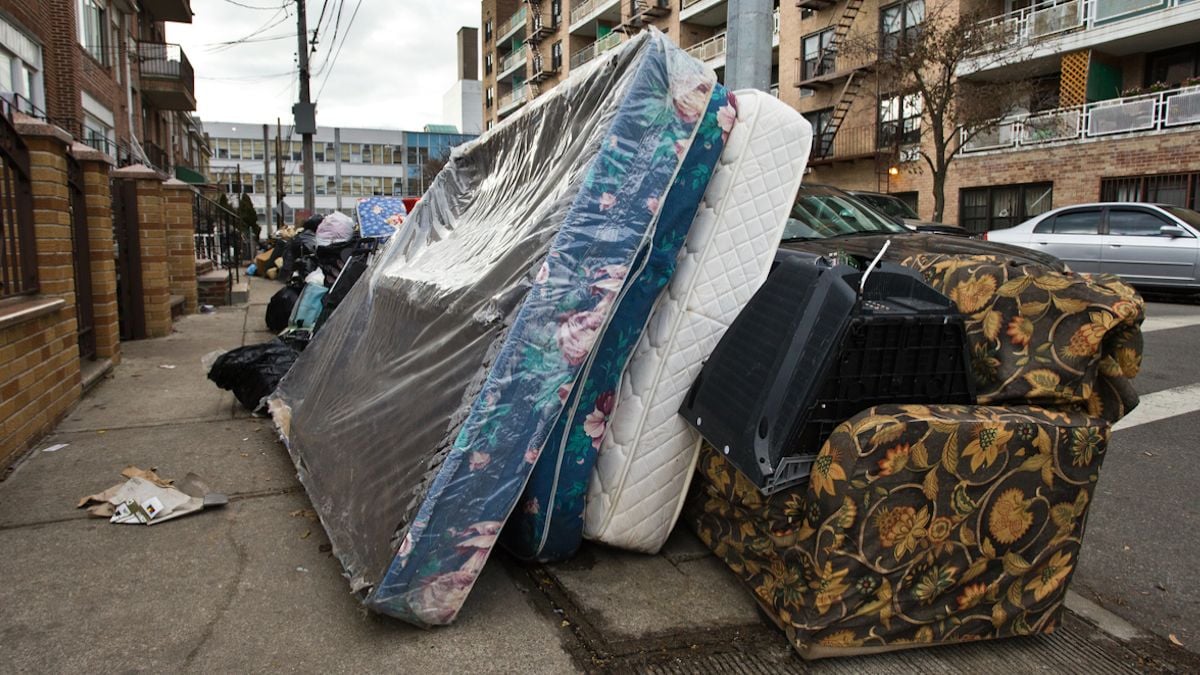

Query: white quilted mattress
<box><xmin>582</xmin><ymin>90</ymin><xmax>813</xmax><ymax>553</ymax></box>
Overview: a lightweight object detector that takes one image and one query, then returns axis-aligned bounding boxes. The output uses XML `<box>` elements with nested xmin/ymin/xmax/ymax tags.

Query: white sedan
<box><xmin>985</xmin><ymin>202</ymin><xmax>1200</xmax><ymax>292</ymax></box>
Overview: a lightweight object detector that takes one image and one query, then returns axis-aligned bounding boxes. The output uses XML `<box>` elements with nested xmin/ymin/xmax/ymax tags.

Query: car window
<box><xmin>1032</xmin><ymin>217</ymin><xmax>1054</xmax><ymax>234</ymax></box>
<box><xmin>1107</xmin><ymin>209</ymin><xmax>1168</xmax><ymax>236</ymax></box>
<box><xmin>1161</xmin><ymin>205</ymin><xmax>1200</xmax><ymax>232</ymax></box>
<box><xmin>1049</xmin><ymin>210</ymin><xmax>1101</xmax><ymax>235</ymax></box>
<box><xmin>858</xmin><ymin>194</ymin><xmax>918</xmax><ymax>220</ymax></box>
<box><xmin>782</xmin><ymin>190</ymin><xmax>909</xmax><ymax>241</ymax></box>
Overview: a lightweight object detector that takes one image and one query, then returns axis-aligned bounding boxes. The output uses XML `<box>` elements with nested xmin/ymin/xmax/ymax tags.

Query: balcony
<box><xmin>140</xmin><ymin>0</ymin><xmax>192</xmax><ymax>23</ymax></box>
<box><xmin>498</xmin><ymin>6</ymin><xmax>527</xmax><ymax>42</ymax></box>
<box><xmin>809</xmin><ymin>125</ymin><xmax>883</xmax><ymax>165</ymax></box>
<box><xmin>499</xmin><ymin>45</ymin><xmax>529</xmax><ymax>78</ymax></box>
<box><xmin>570</xmin><ymin>32</ymin><xmax>623</xmax><ymax>70</ymax></box>
<box><xmin>964</xmin><ymin>0</ymin><xmax>1200</xmax><ymax>76</ymax></box>
<box><xmin>680</xmin><ymin>0</ymin><xmax>728</xmax><ymax>25</ymax></box>
<box><xmin>498</xmin><ymin>84</ymin><xmax>534</xmax><ymax>116</ymax></box>
<box><xmin>682</xmin><ymin>10</ymin><xmax>778</xmax><ymax>66</ymax></box>
<box><xmin>630</xmin><ymin>0</ymin><xmax>671</xmax><ymax>19</ymax></box>
<box><xmin>960</xmin><ymin>85</ymin><xmax>1200</xmax><ymax>154</ymax></box>
<box><xmin>138</xmin><ymin>42</ymin><xmax>196</xmax><ymax>111</ymax></box>
<box><xmin>797</xmin><ymin>49</ymin><xmax>876</xmax><ymax>88</ymax></box>
<box><xmin>570</xmin><ymin>0</ymin><xmax>622</xmax><ymax>33</ymax></box>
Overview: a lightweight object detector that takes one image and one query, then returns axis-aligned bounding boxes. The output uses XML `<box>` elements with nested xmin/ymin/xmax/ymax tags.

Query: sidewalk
<box><xmin>0</xmin><ymin>278</ymin><xmax>1193</xmax><ymax>672</ymax></box>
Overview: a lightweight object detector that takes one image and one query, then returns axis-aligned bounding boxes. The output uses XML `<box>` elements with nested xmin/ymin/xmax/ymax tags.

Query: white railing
<box><xmin>570</xmin><ymin>31</ymin><xmax>622</xmax><ymax>69</ymax></box>
<box><xmin>961</xmin><ymin>85</ymin><xmax>1200</xmax><ymax>153</ymax></box>
<box><xmin>686</xmin><ymin>32</ymin><xmax>726</xmax><ymax>61</ymax></box>
<box><xmin>974</xmin><ymin>0</ymin><xmax>1186</xmax><ymax>52</ymax></box>
<box><xmin>499</xmin><ymin>45</ymin><xmax>528</xmax><ymax>74</ymax></box>
<box><xmin>774</xmin><ymin>7</ymin><xmax>780</xmax><ymax>34</ymax></box>
<box><xmin>498</xmin><ymin>7</ymin><xmax>527</xmax><ymax>39</ymax></box>
<box><xmin>498</xmin><ymin>84</ymin><xmax>533</xmax><ymax>114</ymax></box>
<box><xmin>570</xmin><ymin>0</ymin><xmax>619</xmax><ymax>26</ymax></box>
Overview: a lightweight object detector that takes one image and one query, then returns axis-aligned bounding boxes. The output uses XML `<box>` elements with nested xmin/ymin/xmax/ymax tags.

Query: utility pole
<box><xmin>725</xmin><ymin>0</ymin><xmax>773</xmax><ymax>92</ymax></box>
<box><xmin>276</xmin><ymin>118</ymin><xmax>285</xmax><ymax>231</ymax></box>
<box><xmin>262</xmin><ymin>123</ymin><xmax>273</xmax><ymax>239</ymax></box>
<box><xmin>294</xmin><ymin>0</ymin><xmax>316</xmax><ymax>213</ymax></box>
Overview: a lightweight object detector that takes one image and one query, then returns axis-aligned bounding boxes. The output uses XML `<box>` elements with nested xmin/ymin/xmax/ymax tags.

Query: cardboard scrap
<box><xmin>77</xmin><ymin>466</ymin><xmax>227</xmax><ymax>525</ymax></box>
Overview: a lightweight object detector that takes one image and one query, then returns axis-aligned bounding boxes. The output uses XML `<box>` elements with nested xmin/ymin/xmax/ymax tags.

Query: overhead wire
<box><xmin>314</xmin><ymin>0</ymin><xmax>363</xmax><ymax>102</ymax></box>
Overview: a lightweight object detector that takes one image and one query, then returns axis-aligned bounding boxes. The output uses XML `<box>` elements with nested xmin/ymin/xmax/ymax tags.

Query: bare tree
<box><xmin>841</xmin><ymin>2</ymin><xmax>1035</xmax><ymax>222</ymax></box>
<box><xmin>421</xmin><ymin>150</ymin><xmax>452</xmax><ymax>190</ymax></box>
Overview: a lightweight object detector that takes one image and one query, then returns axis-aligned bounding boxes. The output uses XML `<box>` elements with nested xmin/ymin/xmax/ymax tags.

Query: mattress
<box><xmin>501</xmin><ymin>85</ymin><xmax>733</xmax><ymax>563</ymax></box>
<box><xmin>582</xmin><ymin>91</ymin><xmax>813</xmax><ymax>553</ymax></box>
<box><xmin>268</xmin><ymin>29</ymin><xmax>717</xmax><ymax>626</ymax></box>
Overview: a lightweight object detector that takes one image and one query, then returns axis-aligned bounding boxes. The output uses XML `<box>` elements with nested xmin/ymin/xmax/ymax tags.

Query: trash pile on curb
<box><xmin>204</xmin><ymin>30</ymin><xmax>1147</xmax><ymax>660</ymax></box>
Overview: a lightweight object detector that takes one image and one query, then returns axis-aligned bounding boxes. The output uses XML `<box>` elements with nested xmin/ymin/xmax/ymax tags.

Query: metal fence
<box><xmin>193</xmin><ymin>193</ymin><xmax>252</xmax><ymax>292</ymax></box>
<box><xmin>0</xmin><ymin>99</ymin><xmax>37</xmax><ymax>299</ymax></box>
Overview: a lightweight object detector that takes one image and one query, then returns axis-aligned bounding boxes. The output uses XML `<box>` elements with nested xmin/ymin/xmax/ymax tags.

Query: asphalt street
<box><xmin>1072</xmin><ymin>297</ymin><xmax>1200</xmax><ymax>652</ymax></box>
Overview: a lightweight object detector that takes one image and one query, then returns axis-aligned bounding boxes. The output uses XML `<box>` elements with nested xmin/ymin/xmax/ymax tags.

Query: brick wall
<box><xmin>112</xmin><ymin>165</ymin><xmax>172</xmax><ymax>337</ymax></box>
<box><xmin>0</xmin><ymin>119</ymin><xmax>82</xmax><ymax>467</ymax></box>
<box><xmin>73</xmin><ymin>144</ymin><xmax>121</xmax><ymax>361</ymax></box>
<box><xmin>162</xmin><ymin>179</ymin><xmax>198</xmax><ymax>313</ymax></box>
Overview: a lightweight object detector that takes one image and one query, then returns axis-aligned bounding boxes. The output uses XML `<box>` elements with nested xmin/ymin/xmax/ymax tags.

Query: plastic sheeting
<box><xmin>269</xmin><ymin>29</ymin><xmax>718</xmax><ymax>626</ymax></box>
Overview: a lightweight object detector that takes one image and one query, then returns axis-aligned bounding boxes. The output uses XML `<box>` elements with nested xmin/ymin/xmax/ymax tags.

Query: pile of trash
<box><xmin>201</xmin><ymin>28</ymin><xmax>1145</xmax><ymax>662</ymax></box>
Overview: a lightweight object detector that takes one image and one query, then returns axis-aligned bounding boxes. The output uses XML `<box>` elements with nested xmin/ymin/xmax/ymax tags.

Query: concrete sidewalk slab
<box><xmin>0</xmin><ymin>418</ymin><xmax>292</xmax><ymax>528</ymax></box>
<box><xmin>0</xmin><ymin>493</ymin><xmax>576</xmax><ymax>673</ymax></box>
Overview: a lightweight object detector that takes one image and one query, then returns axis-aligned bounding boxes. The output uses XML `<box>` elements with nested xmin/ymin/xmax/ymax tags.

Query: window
<box><xmin>881</xmin><ymin>0</ymin><xmax>924</xmax><ymax>56</ymax></box>
<box><xmin>77</xmin><ymin>0</ymin><xmax>109</xmax><ymax>66</ymax></box>
<box><xmin>1102</xmin><ymin>172</ymin><xmax>1200</xmax><ymax>211</ymax></box>
<box><xmin>485</xmin><ymin>19</ymin><xmax>493</xmax><ymax>42</ymax></box>
<box><xmin>801</xmin><ymin>29</ymin><xmax>834</xmax><ymax>81</ymax></box>
<box><xmin>486</xmin><ymin>86</ymin><xmax>494</xmax><ymax>108</ymax></box>
<box><xmin>1107</xmin><ymin>209</ymin><xmax>1169</xmax><ymax>236</ymax></box>
<box><xmin>251</xmin><ymin>140</ymin><xmax>264</xmax><ymax>160</ymax></box>
<box><xmin>485</xmin><ymin>54</ymin><xmax>493</xmax><ymax>75</ymax></box>
<box><xmin>551</xmin><ymin>0</ymin><xmax>561</xmax><ymax>26</ymax></box>
<box><xmin>551</xmin><ymin>41</ymin><xmax>563</xmax><ymax>71</ymax></box>
<box><xmin>1145</xmin><ymin>41</ymin><xmax>1200</xmax><ymax>88</ymax></box>
<box><xmin>215</xmin><ymin>138</ymin><xmax>229</xmax><ymax>159</ymax></box>
<box><xmin>804</xmin><ymin>108</ymin><xmax>833</xmax><ymax>155</ymax></box>
<box><xmin>878</xmin><ymin>93</ymin><xmax>922</xmax><ymax>148</ymax></box>
<box><xmin>1035</xmin><ymin>210</ymin><xmax>1100</xmax><ymax>234</ymax></box>
<box><xmin>960</xmin><ymin>182</ymin><xmax>1054</xmax><ymax>234</ymax></box>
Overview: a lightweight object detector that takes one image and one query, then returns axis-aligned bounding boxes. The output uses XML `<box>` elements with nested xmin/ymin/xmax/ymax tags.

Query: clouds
<box><xmin>167</xmin><ymin>0</ymin><xmax>479</xmax><ymax>130</ymax></box>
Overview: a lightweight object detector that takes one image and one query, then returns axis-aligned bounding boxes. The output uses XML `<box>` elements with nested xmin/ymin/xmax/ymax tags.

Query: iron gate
<box><xmin>67</xmin><ymin>154</ymin><xmax>95</xmax><ymax>359</ymax></box>
<box><xmin>111</xmin><ymin>178</ymin><xmax>145</xmax><ymax>340</ymax></box>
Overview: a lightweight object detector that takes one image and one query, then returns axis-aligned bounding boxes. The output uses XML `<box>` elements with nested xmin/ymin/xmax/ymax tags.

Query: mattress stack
<box><xmin>269</xmin><ymin>28</ymin><xmax>813</xmax><ymax>627</ymax></box>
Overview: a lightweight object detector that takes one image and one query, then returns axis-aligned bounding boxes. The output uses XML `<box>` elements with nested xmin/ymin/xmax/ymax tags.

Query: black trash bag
<box><xmin>207</xmin><ymin>339</ymin><xmax>298</xmax><ymax>411</ymax></box>
<box><xmin>266</xmin><ymin>285</ymin><xmax>300</xmax><ymax>333</ymax></box>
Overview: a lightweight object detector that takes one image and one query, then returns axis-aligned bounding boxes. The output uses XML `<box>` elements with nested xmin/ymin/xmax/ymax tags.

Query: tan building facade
<box><xmin>482</xmin><ymin>0</ymin><xmax>1200</xmax><ymax>231</ymax></box>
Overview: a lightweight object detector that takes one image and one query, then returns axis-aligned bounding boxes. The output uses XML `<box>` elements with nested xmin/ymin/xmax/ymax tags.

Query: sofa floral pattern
<box><xmin>684</xmin><ymin>257</ymin><xmax>1145</xmax><ymax>658</ymax></box>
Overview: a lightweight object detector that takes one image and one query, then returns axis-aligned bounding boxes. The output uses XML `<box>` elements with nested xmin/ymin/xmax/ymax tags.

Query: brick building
<box><xmin>481</xmin><ymin>0</ymin><xmax>1200</xmax><ymax>231</ymax></box>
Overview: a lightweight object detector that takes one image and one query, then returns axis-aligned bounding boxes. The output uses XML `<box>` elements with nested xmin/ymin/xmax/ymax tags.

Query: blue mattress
<box><xmin>501</xmin><ymin>86</ymin><xmax>733</xmax><ymax>563</ymax></box>
<box><xmin>269</xmin><ymin>30</ymin><xmax>718</xmax><ymax>627</ymax></box>
<box><xmin>355</xmin><ymin>196</ymin><xmax>407</xmax><ymax>239</ymax></box>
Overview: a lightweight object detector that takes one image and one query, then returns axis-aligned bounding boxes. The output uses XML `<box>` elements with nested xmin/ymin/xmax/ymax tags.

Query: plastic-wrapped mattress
<box><xmin>501</xmin><ymin>85</ymin><xmax>734</xmax><ymax>563</ymax></box>
<box><xmin>268</xmin><ymin>29</ymin><xmax>717</xmax><ymax>626</ymax></box>
<box><xmin>582</xmin><ymin>91</ymin><xmax>812</xmax><ymax>553</ymax></box>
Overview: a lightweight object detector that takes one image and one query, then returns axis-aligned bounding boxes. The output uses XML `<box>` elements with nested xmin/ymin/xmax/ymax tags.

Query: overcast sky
<box><xmin>167</xmin><ymin>0</ymin><xmax>479</xmax><ymax>131</ymax></box>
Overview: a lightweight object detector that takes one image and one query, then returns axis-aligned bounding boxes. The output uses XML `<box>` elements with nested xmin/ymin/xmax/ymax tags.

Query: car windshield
<box><xmin>858</xmin><ymin>193</ymin><xmax>919</xmax><ymax>220</ymax></box>
<box><xmin>782</xmin><ymin>189</ymin><xmax>910</xmax><ymax>241</ymax></box>
<box><xmin>1162</xmin><ymin>205</ymin><xmax>1200</xmax><ymax>231</ymax></box>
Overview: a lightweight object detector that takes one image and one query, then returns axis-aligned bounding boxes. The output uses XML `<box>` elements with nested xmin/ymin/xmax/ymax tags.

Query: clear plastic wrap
<box><xmin>268</xmin><ymin>29</ymin><xmax>717</xmax><ymax>626</ymax></box>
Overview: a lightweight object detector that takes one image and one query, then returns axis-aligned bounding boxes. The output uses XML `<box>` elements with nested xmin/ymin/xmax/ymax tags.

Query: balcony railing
<box><xmin>138</xmin><ymin>41</ymin><xmax>195</xmax><ymax>109</ymax></box>
<box><xmin>499</xmin><ymin>84</ymin><xmax>534</xmax><ymax>114</ymax></box>
<box><xmin>973</xmin><ymin>0</ymin><xmax>1189</xmax><ymax>53</ymax></box>
<box><xmin>961</xmin><ymin>85</ymin><xmax>1200</xmax><ymax>154</ymax></box>
<box><xmin>686</xmin><ymin>32</ymin><xmax>726</xmax><ymax>61</ymax></box>
<box><xmin>684</xmin><ymin>11</ymin><xmax>777</xmax><ymax>63</ymax></box>
<box><xmin>498</xmin><ymin>6</ymin><xmax>527</xmax><ymax>39</ymax></box>
<box><xmin>570</xmin><ymin>0</ymin><xmax>619</xmax><ymax>25</ymax></box>
<box><xmin>499</xmin><ymin>45</ymin><xmax>528</xmax><ymax>74</ymax></box>
<box><xmin>570</xmin><ymin>32</ymin><xmax>623</xmax><ymax>69</ymax></box>
<box><xmin>681</xmin><ymin>0</ymin><xmax>709</xmax><ymax>8</ymax></box>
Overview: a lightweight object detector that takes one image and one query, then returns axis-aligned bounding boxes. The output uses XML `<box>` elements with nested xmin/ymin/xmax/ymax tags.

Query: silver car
<box><xmin>985</xmin><ymin>202</ymin><xmax>1200</xmax><ymax>291</ymax></box>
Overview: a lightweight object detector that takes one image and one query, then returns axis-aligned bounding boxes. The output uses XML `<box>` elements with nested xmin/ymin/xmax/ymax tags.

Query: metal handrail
<box><xmin>570</xmin><ymin>0</ymin><xmax>619</xmax><ymax>25</ymax></box>
<box><xmin>498</xmin><ymin>6</ymin><xmax>527</xmax><ymax>38</ymax></box>
<box><xmin>972</xmin><ymin>0</ymin><xmax>1186</xmax><ymax>53</ymax></box>
<box><xmin>499</xmin><ymin>44</ymin><xmax>528</xmax><ymax>73</ymax></box>
<box><xmin>570</xmin><ymin>32</ymin><xmax>622</xmax><ymax>69</ymax></box>
<box><xmin>961</xmin><ymin>84</ymin><xmax>1200</xmax><ymax>154</ymax></box>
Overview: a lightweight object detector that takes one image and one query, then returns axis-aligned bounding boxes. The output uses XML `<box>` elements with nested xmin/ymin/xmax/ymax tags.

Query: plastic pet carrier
<box><xmin>679</xmin><ymin>251</ymin><xmax>975</xmax><ymax>494</ymax></box>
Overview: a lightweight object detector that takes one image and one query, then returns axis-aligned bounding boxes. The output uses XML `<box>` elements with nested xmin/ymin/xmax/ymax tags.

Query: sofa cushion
<box><xmin>686</xmin><ymin>404</ymin><xmax>1110</xmax><ymax>658</ymax></box>
<box><xmin>900</xmin><ymin>254</ymin><xmax>1143</xmax><ymax>423</ymax></box>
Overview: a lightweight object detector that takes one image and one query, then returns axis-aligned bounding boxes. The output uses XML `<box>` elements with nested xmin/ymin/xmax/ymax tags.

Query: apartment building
<box><xmin>481</xmin><ymin>0</ymin><xmax>1200</xmax><ymax>231</ymax></box>
<box><xmin>205</xmin><ymin>122</ymin><xmax>476</xmax><ymax>226</ymax></box>
<box><xmin>0</xmin><ymin>0</ymin><xmax>210</xmax><ymax>181</ymax></box>
<box><xmin>480</xmin><ymin>0</ymin><xmax>782</xmax><ymax>129</ymax></box>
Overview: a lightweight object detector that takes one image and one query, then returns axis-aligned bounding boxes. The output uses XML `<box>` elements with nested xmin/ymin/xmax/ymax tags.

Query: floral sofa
<box><xmin>684</xmin><ymin>254</ymin><xmax>1144</xmax><ymax>659</ymax></box>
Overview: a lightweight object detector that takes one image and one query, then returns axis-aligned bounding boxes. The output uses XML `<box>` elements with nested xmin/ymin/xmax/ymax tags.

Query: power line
<box><xmin>309</xmin><ymin>0</ymin><xmax>333</xmax><ymax>60</ymax></box>
<box><xmin>218</xmin><ymin>0</ymin><xmax>289</xmax><ymax>9</ymax></box>
<box><xmin>314</xmin><ymin>0</ymin><xmax>363</xmax><ymax>102</ymax></box>
<box><xmin>204</xmin><ymin>6</ymin><xmax>291</xmax><ymax>52</ymax></box>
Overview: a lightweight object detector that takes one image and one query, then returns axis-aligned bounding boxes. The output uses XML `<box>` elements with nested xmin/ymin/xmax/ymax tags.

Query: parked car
<box><xmin>848</xmin><ymin>190</ymin><xmax>971</xmax><ymax>237</ymax></box>
<box><xmin>780</xmin><ymin>184</ymin><xmax>1065</xmax><ymax>269</ymax></box>
<box><xmin>985</xmin><ymin>202</ymin><xmax>1200</xmax><ymax>292</ymax></box>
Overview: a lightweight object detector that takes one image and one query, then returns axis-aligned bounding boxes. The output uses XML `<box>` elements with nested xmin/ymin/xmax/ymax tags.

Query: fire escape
<box><xmin>526</xmin><ymin>1</ymin><xmax>557</xmax><ymax>85</ymax></box>
<box><xmin>795</xmin><ymin>0</ymin><xmax>876</xmax><ymax>167</ymax></box>
<box><xmin>622</xmin><ymin>0</ymin><xmax>671</xmax><ymax>32</ymax></box>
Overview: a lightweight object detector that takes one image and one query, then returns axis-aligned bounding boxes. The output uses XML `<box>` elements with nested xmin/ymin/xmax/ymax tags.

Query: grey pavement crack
<box><xmin>183</xmin><ymin>514</ymin><xmax>248</xmax><ymax>668</ymax></box>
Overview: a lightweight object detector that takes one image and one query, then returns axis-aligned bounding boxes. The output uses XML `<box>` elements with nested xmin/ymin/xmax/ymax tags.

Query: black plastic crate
<box><xmin>679</xmin><ymin>253</ymin><xmax>975</xmax><ymax>495</ymax></box>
